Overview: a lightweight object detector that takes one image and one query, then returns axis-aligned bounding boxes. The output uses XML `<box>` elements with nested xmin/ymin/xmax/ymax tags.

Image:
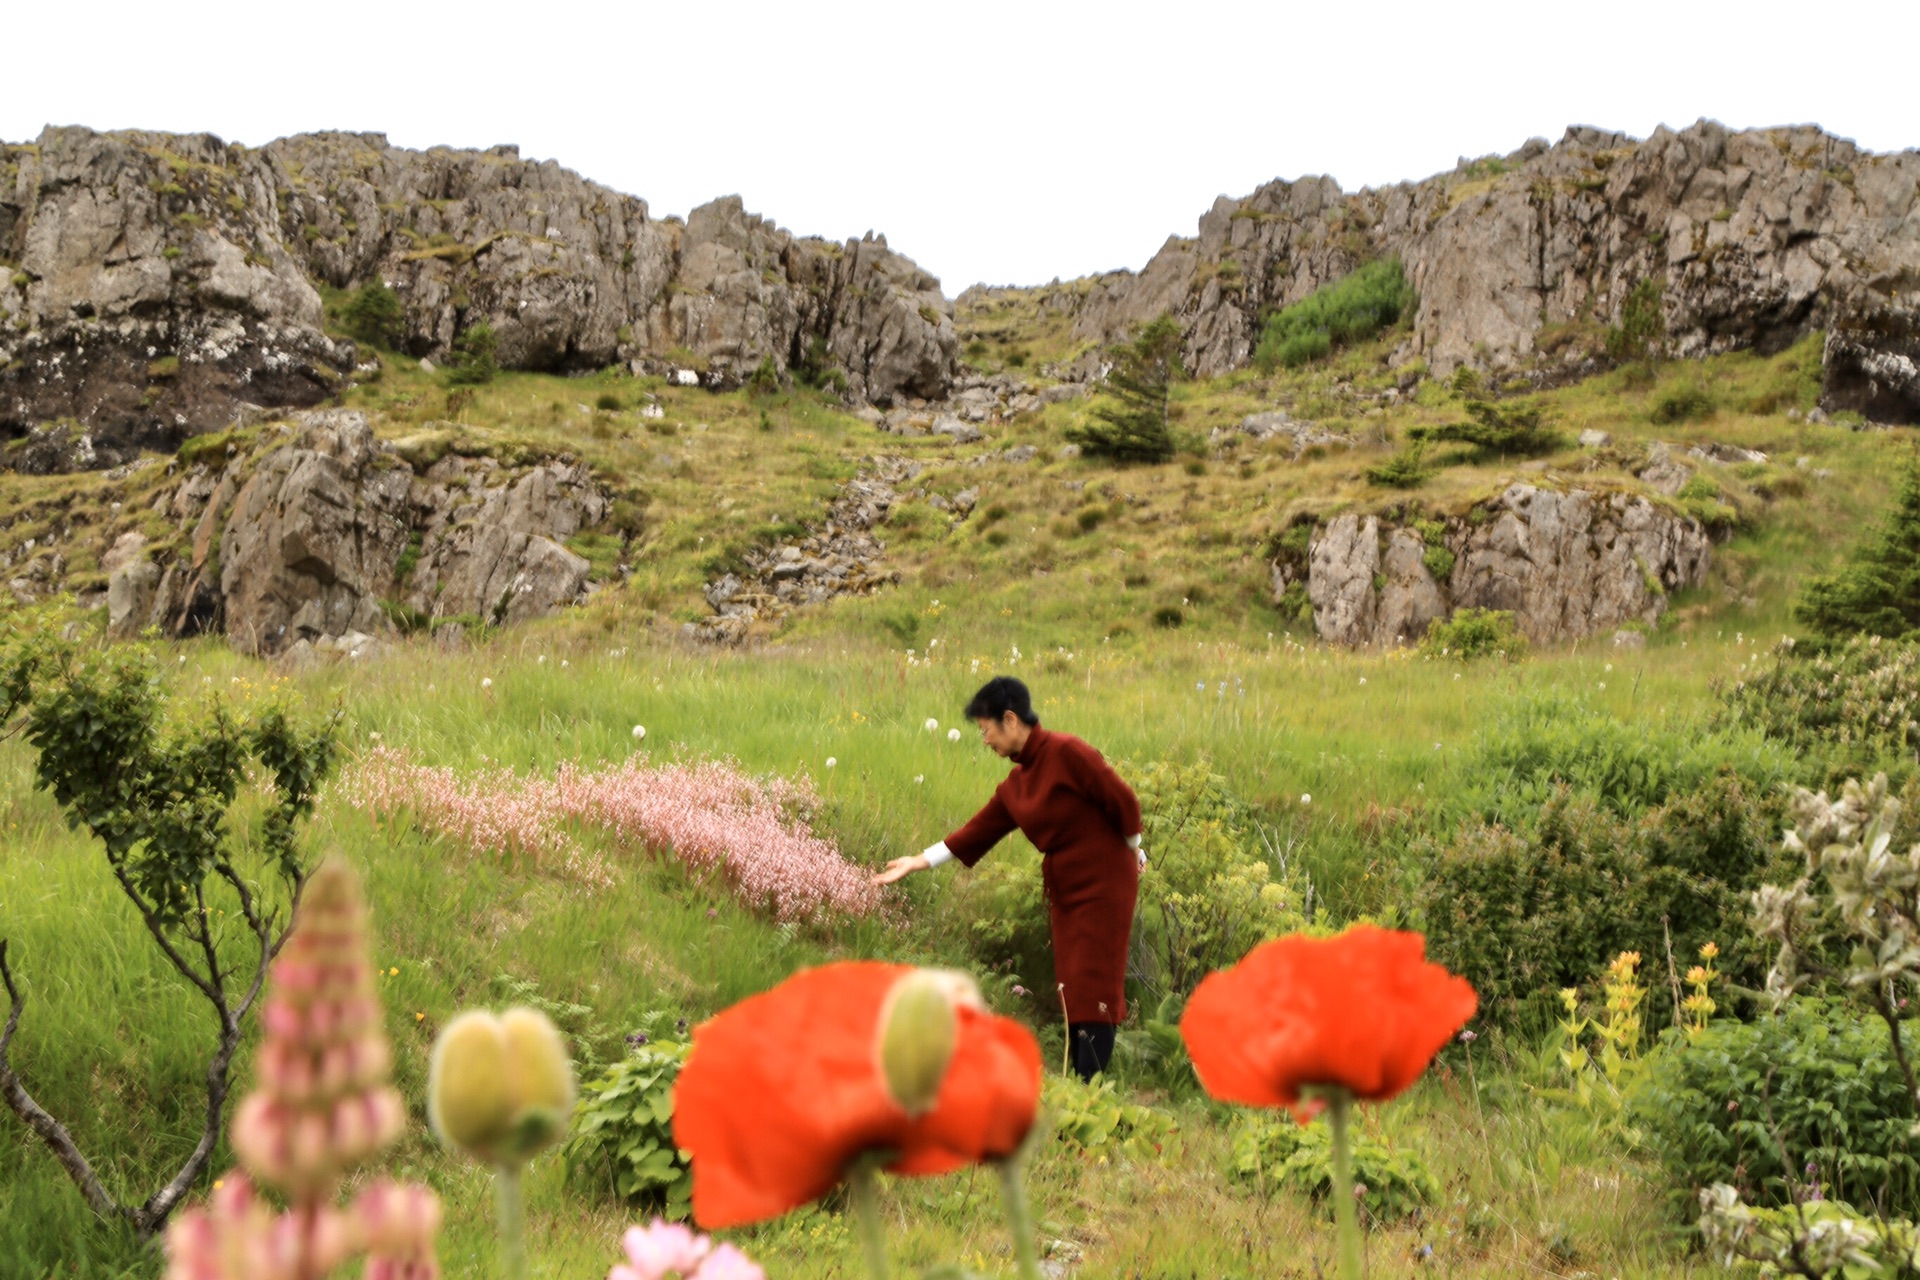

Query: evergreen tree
<box><xmin>341</xmin><ymin>280</ymin><xmax>406</xmax><ymax>350</ymax></box>
<box><xmin>1797</xmin><ymin>453</ymin><xmax>1920</xmax><ymax>639</ymax></box>
<box><xmin>1068</xmin><ymin>313</ymin><xmax>1183</xmax><ymax>463</ymax></box>
<box><xmin>445</xmin><ymin>320</ymin><xmax>499</xmax><ymax>386</ymax></box>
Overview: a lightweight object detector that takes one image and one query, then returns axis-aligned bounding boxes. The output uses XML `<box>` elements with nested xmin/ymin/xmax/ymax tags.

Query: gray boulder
<box><xmin>1299</xmin><ymin>483</ymin><xmax>1710</xmax><ymax>647</ymax></box>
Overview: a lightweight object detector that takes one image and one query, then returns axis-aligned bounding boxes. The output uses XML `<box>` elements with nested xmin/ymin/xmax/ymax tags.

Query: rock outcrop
<box><xmin>100</xmin><ymin>410</ymin><xmax>614</xmax><ymax>655</ymax></box>
<box><xmin>2</xmin><ymin>127</ymin><xmax>961</xmax><ymax>472</ymax></box>
<box><xmin>686</xmin><ymin>456</ymin><xmax>917</xmax><ymax>644</ymax></box>
<box><xmin>1071</xmin><ymin>121</ymin><xmax>1920</xmax><ymax>421</ymax></box>
<box><xmin>0</xmin><ymin>129</ymin><xmax>356</xmax><ymax>465</ymax></box>
<box><xmin>1287</xmin><ymin>484</ymin><xmax>1711</xmax><ymax>648</ymax></box>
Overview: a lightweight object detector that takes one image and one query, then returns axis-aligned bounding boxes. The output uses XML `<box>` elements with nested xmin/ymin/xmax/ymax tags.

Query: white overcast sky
<box><xmin>8</xmin><ymin>1</ymin><xmax>1918</xmax><ymax>292</ymax></box>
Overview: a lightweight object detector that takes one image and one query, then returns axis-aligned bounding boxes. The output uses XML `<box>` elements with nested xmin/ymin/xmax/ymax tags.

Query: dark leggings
<box><xmin>1069</xmin><ymin>1021</ymin><xmax>1116</xmax><ymax>1081</ymax></box>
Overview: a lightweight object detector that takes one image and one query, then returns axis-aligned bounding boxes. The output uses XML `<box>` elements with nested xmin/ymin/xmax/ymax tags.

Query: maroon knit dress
<box><xmin>944</xmin><ymin>726</ymin><xmax>1142</xmax><ymax>1024</ymax></box>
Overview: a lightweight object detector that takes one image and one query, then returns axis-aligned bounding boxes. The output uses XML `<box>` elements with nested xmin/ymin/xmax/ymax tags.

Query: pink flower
<box><xmin>609</xmin><ymin>1219</ymin><xmax>755</xmax><ymax>1280</ymax></box>
<box><xmin>696</xmin><ymin>1243</ymin><xmax>767</xmax><ymax>1280</ymax></box>
<box><xmin>340</xmin><ymin>749</ymin><xmax>883</xmax><ymax>921</ymax></box>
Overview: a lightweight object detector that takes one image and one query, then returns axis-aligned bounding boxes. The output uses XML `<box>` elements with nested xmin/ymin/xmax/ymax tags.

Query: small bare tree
<box><xmin>0</xmin><ymin>631</ymin><xmax>338</xmax><ymax>1238</ymax></box>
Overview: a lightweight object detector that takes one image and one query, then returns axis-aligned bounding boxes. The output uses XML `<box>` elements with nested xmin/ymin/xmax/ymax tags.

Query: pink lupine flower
<box><xmin>357</xmin><ymin>1180</ymin><xmax>443</xmax><ymax>1280</ymax></box>
<box><xmin>164</xmin><ymin>1169</ymin><xmax>356</xmax><ymax>1279</ymax></box>
<box><xmin>340</xmin><ymin>749</ymin><xmax>883</xmax><ymax>921</ymax></box>
<box><xmin>230</xmin><ymin>862</ymin><xmax>405</xmax><ymax>1196</ymax></box>
<box><xmin>167</xmin><ymin>862</ymin><xmax>439</xmax><ymax>1280</ymax></box>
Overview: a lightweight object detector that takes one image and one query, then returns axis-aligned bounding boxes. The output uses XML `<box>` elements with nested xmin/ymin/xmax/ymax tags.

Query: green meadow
<box><xmin>2</xmin><ymin>313</ymin><xmax>1915</xmax><ymax>1277</ymax></box>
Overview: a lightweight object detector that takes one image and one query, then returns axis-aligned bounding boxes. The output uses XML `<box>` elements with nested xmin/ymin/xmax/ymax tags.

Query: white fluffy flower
<box><xmin>924</xmin><ymin>718</ymin><xmax>939</xmax><ymax>732</ymax></box>
<box><xmin>481</xmin><ymin>677</ymin><xmax>493</xmax><ymax>689</ymax></box>
<box><xmin>632</xmin><ymin>725</ymin><xmax>647</xmax><ymax>740</ymax></box>
<box><xmin>947</xmin><ymin>728</ymin><xmax>962</xmax><ymax>743</ymax></box>
<box><xmin>914</xmin><ymin>774</ymin><xmax>925</xmax><ymax>784</ymax></box>
<box><xmin>826</xmin><ymin>757</ymin><xmax>837</xmax><ymax>769</ymax></box>
<box><xmin>1300</xmin><ymin>793</ymin><xmax>1312</xmax><ymax>805</ymax></box>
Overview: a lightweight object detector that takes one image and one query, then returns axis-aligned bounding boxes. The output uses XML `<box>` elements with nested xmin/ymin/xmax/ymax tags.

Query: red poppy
<box><xmin>1180</xmin><ymin>926</ymin><xmax>1476</xmax><ymax>1116</ymax></box>
<box><xmin>672</xmin><ymin>962</ymin><xmax>1041</xmax><ymax>1228</ymax></box>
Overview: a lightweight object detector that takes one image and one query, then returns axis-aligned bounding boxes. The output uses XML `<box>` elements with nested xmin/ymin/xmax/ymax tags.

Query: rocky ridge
<box><xmin>1070</xmin><ymin>120</ymin><xmax>1920</xmax><ymax>421</ymax></box>
<box><xmin>1</xmin><ymin>128</ymin><xmax>960</xmax><ymax>468</ymax></box>
<box><xmin>99</xmin><ymin>409</ymin><xmax>615</xmax><ymax>657</ymax></box>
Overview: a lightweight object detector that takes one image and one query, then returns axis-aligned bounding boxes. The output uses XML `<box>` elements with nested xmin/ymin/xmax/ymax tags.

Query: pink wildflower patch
<box><xmin>340</xmin><ymin>748</ymin><xmax>881</xmax><ymax>921</ymax></box>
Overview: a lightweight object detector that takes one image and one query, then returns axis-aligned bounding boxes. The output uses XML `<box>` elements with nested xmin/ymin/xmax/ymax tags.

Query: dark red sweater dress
<box><xmin>944</xmin><ymin>726</ymin><xmax>1142</xmax><ymax>1024</ymax></box>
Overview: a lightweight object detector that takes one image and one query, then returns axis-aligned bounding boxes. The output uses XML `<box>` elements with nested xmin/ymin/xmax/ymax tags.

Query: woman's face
<box><xmin>976</xmin><ymin>713</ymin><xmax>1027</xmax><ymax>758</ymax></box>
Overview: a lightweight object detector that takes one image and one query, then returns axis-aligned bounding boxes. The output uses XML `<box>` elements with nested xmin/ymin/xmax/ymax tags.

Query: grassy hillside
<box><xmin>2</xmin><ymin>303</ymin><xmax>1915</xmax><ymax>1278</ymax></box>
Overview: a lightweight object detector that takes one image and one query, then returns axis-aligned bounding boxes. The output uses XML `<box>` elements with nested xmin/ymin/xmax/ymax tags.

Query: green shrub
<box><xmin>342</xmin><ymin>280</ymin><xmax>406</xmax><ymax>350</ymax></box>
<box><xmin>1275</xmin><ymin>580</ymin><xmax>1313</xmax><ymax>626</ymax></box>
<box><xmin>1418</xmin><ymin>607</ymin><xmax>1524</xmax><ymax>660</ymax></box>
<box><xmin>1605</xmin><ymin>278</ymin><xmax>1665</xmax><ymax>364</ymax></box>
<box><xmin>1253</xmin><ymin>259</ymin><xmax>1415</xmax><ymax>370</ymax></box>
<box><xmin>1365</xmin><ymin>440</ymin><xmax>1433</xmax><ymax>488</ymax></box>
<box><xmin>1452</xmin><ymin>691</ymin><xmax>1795</xmax><ymax>825</ymax></box>
<box><xmin>746</xmin><ymin>356</ymin><xmax>781</xmax><ymax>397</ymax></box>
<box><xmin>1421</xmin><ymin>772</ymin><xmax>1788</xmax><ymax>1031</ymax></box>
<box><xmin>1650</xmin><ymin>377</ymin><xmax>1716</xmax><ymax>424</ymax></box>
<box><xmin>594</xmin><ymin>392</ymin><xmax>623</xmax><ymax>412</ymax></box>
<box><xmin>1675</xmin><ymin>474</ymin><xmax>1741</xmax><ymax>531</ymax></box>
<box><xmin>1042</xmin><ymin>1074</ymin><xmax>1180</xmax><ymax>1162</ymax></box>
<box><xmin>1796</xmin><ymin>455</ymin><xmax>1920</xmax><ymax>641</ymax></box>
<box><xmin>1151</xmin><ymin>605</ymin><xmax>1183</xmax><ymax>628</ymax></box>
<box><xmin>1228</xmin><ymin>1116</ymin><xmax>1440</xmax><ymax>1221</ymax></box>
<box><xmin>1130</xmin><ymin>758</ymin><xmax>1311</xmax><ymax>1002</ymax></box>
<box><xmin>1718</xmin><ymin>635</ymin><xmax>1920</xmax><ymax>780</ymax></box>
<box><xmin>564</xmin><ymin>1036</ymin><xmax>694</xmax><ymax>1218</ymax></box>
<box><xmin>445</xmin><ymin>320</ymin><xmax>499</xmax><ymax>386</ymax></box>
<box><xmin>1409</xmin><ymin>399</ymin><xmax>1563</xmax><ymax>454</ymax></box>
<box><xmin>1634</xmin><ymin>1000</ymin><xmax>1920</xmax><ymax>1218</ymax></box>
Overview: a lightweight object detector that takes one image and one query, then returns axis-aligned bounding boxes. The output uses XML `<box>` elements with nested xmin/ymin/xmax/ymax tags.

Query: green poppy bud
<box><xmin>876</xmin><ymin>969</ymin><xmax>978</xmax><ymax>1117</ymax></box>
<box><xmin>428</xmin><ymin>1007</ymin><xmax>576</xmax><ymax>1167</ymax></box>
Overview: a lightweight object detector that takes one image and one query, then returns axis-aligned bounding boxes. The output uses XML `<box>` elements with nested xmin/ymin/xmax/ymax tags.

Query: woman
<box><xmin>874</xmin><ymin>676</ymin><xmax>1143</xmax><ymax>1081</ymax></box>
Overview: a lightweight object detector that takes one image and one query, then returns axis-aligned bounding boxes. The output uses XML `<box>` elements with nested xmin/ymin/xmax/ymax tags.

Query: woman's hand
<box><xmin>871</xmin><ymin>855</ymin><xmax>928</xmax><ymax>886</ymax></box>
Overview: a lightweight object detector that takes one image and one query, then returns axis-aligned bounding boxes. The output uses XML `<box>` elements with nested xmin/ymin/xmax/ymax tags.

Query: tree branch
<box><xmin>137</xmin><ymin>1003</ymin><xmax>241</xmax><ymax>1231</ymax></box>
<box><xmin>189</xmin><ymin>883</ymin><xmax>229</xmax><ymax>1024</ymax></box>
<box><xmin>107</xmin><ymin>862</ymin><xmax>221</xmax><ymax>1006</ymax></box>
<box><xmin>0</xmin><ymin>941</ymin><xmax>126</xmax><ymax>1226</ymax></box>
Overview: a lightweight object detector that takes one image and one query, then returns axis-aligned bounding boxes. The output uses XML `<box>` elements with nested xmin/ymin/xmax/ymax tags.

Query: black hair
<box><xmin>964</xmin><ymin>676</ymin><xmax>1039</xmax><ymax>727</ymax></box>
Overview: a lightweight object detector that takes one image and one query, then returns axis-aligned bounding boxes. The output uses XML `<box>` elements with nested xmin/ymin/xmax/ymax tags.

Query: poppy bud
<box><xmin>427</xmin><ymin>1007</ymin><xmax>576</xmax><ymax>1167</ymax></box>
<box><xmin>876</xmin><ymin>969</ymin><xmax>978</xmax><ymax>1117</ymax></box>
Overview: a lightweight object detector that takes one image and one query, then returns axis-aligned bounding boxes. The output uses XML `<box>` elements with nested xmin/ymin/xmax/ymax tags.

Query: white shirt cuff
<box><xmin>1125</xmin><ymin>833</ymin><xmax>1142</xmax><ymax>850</ymax></box>
<box><xmin>921</xmin><ymin>840</ymin><xmax>955</xmax><ymax>868</ymax></box>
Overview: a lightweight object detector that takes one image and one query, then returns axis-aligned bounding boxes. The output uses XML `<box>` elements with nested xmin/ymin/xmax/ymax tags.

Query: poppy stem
<box><xmin>1326</xmin><ymin>1089</ymin><xmax>1363</xmax><ymax>1280</ymax></box>
<box><xmin>997</xmin><ymin>1158</ymin><xmax>1043</xmax><ymax>1280</ymax></box>
<box><xmin>849</xmin><ymin>1161</ymin><xmax>890</xmax><ymax>1280</ymax></box>
<box><xmin>494</xmin><ymin>1162</ymin><xmax>527</xmax><ymax>1280</ymax></box>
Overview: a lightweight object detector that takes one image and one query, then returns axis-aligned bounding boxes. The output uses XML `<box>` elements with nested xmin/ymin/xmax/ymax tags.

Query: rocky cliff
<box><xmin>1283</xmin><ymin>484</ymin><xmax>1712</xmax><ymax>649</ymax></box>
<box><xmin>1072</xmin><ymin>120</ymin><xmax>1920</xmax><ymax>421</ymax></box>
<box><xmin>1</xmin><ymin>127</ymin><xmax>960</xmax><ymax>470</ymax></box>
<box><xmin>101</xmin><ymin>410</ymin><xmax>614</xmax><ymax>657</ymax></box>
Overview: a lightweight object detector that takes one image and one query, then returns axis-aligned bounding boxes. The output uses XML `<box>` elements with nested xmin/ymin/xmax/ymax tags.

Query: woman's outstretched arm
<box><xmin>872</xmin><ymin>790</ymin><xmax>1018</xmax><ymax>885</ymax></box>
<box><xmin>943</xmin><ymin>790</ymin><xmax>1018</xmax><ymax>866</ymax></box>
